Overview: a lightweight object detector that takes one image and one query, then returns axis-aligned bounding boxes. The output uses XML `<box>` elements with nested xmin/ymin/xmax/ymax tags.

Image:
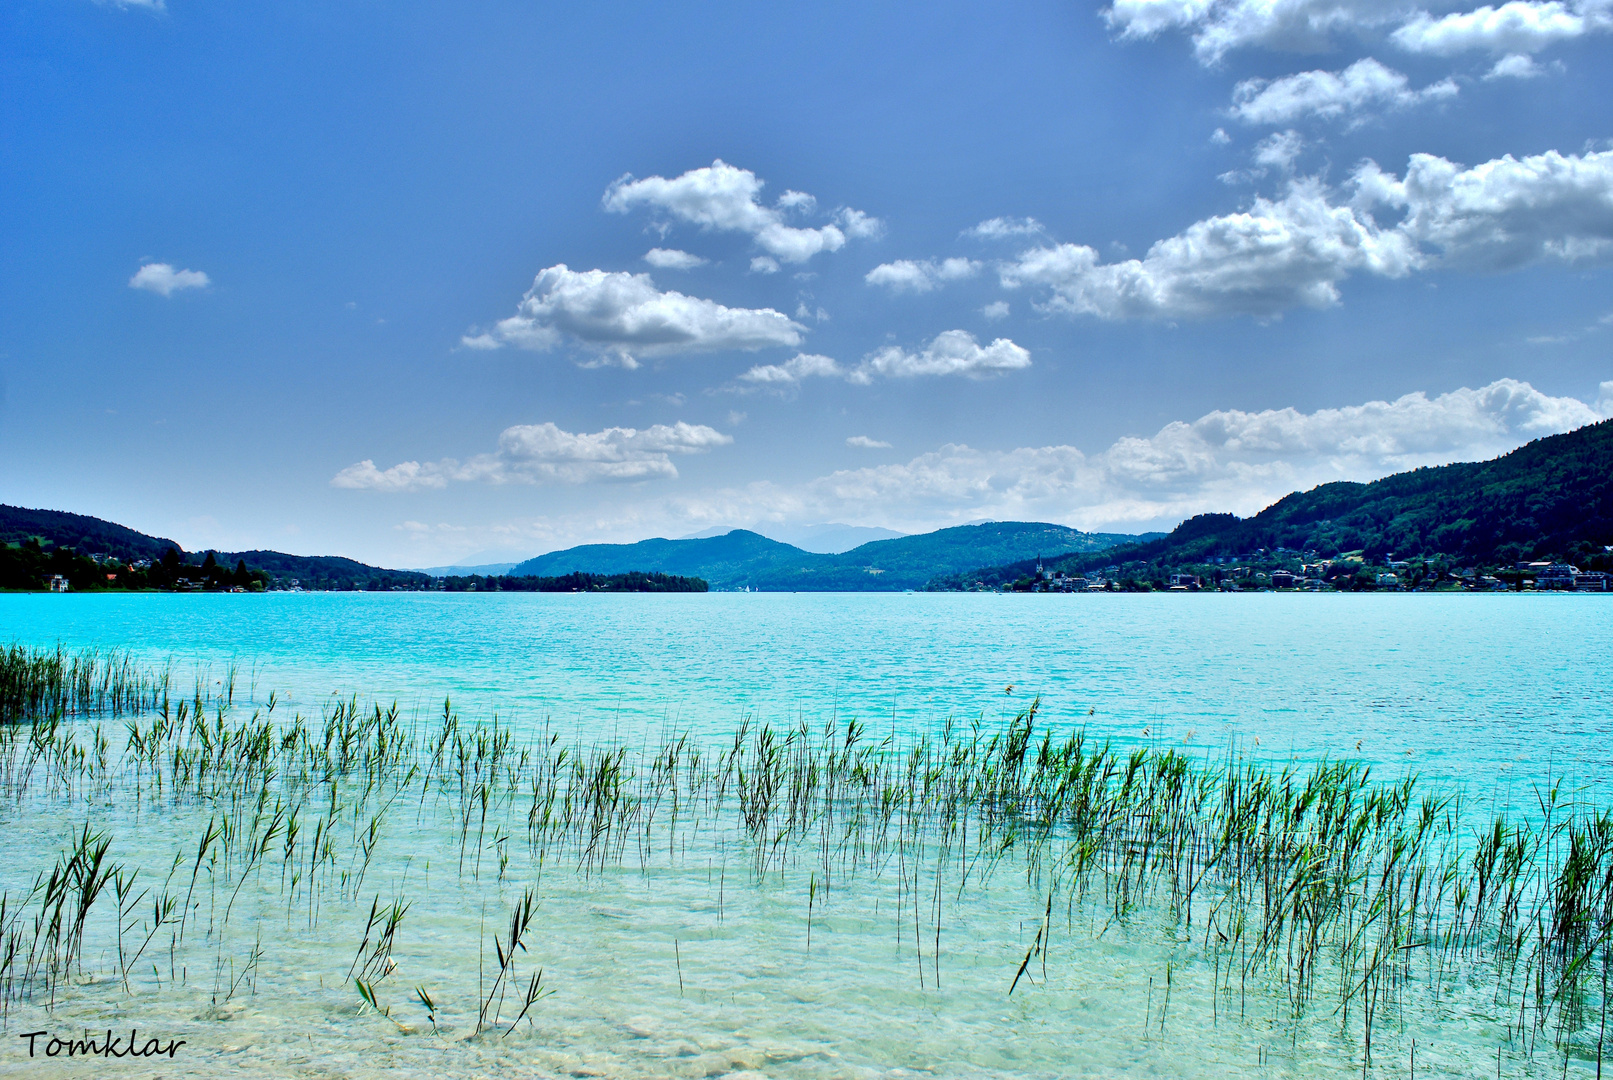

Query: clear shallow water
<box><xmin>2</xmin><ymin>591</ymin><xmax>1610</xmax><ymax>799</ymax></box>
<box><xmin>1</xmin><ymin>592</ymin><xmax>1610</xmax><ymax>1079</ymax></box>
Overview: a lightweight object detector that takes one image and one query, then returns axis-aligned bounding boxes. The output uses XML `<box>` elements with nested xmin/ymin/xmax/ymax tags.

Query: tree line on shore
<box><xmin>0</xmin><ymin>540</ymin><xmax>706</xmax><ymax>595</ymax></box>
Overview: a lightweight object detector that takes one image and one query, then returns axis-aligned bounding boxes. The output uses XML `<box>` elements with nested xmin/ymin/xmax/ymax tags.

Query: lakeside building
<box><xmin>1533</xmin><ymin>564</ymin><xmax>1580</xmax><ymax>589</ymax></box>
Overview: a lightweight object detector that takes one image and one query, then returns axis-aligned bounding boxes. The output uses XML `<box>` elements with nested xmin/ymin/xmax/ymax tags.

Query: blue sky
<box><xmin>2</xmin><ymin>0</ymin><xmax>1610</xmax><ymax>566</ymax></box>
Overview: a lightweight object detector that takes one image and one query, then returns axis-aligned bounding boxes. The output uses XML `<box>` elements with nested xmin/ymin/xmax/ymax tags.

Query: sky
<box><xmin>1</xmin><ymin>0</ymin><xmax>1610</xmax><ymax>567</ymax></box>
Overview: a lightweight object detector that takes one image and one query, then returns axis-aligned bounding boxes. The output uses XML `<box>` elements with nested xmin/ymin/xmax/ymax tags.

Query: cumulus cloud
<box><xmin>1103</xmin><ymin>0</ymin><xmax>1608</xmax><ymax>63</ymax></box>
<box><xmin>1253</xmin><ymin>130</ymin><xmax>1307</xmax><ymax>172</ymax></box>
<box><xmin>1231</xmin><ymin>58</ymin><xmax>1458</xmax><ymax>125</ymax></box>
<box><xmin>1103</xmin><ymin>0</ymin><xmax>1408</xmax><ymax>63</ymax></box>
<box><xmin>733</xmin><ymin>333</ymin><xmax>1031</xmax><ymax>386</ymax></box>
<box><xmin>1485</xmin><ymin>51</ymin><xmax>1548</xmax><ymax>75</ymax></box>
<box><xmin>465</xmin><ymin>264</ymin><xmax>804</xmax><ymax>365</ymax></box>
<box><xmin>383</xmin><ymin>380</ymin><xmax>1612</xmax><ymax>560</ymax></box>
<box><xmin>963</xmin><ymin>217</ymin><xmax>1046</xmax><ymax>240</ymax></box>
<box><xmin>982</xmin><ymin>300</ymin><xmax>1012</xmax><ymax>320</ymax></box>
<box><xmin>644</xmin><ymin>248</ymin><xmax>708</xmax><ymax>269</ymax></box>
<box><xmin>864</xmin><ymin>257</ymin><xmax>982</xmax><ymax>293</ymax></box>
<box><xmin>846</xmin><ymin>435</ymin><xmax>894</xmax><ymax>449</ymax></box>
<box><xmin>1000</xmin><ymin>179</ymin><xmax>1417</xmax><ymax>320</ymax></box>
<box><xmin>1000</xmin><ymin>147</ymin><xmax>1613</xmax><ymax>321</ymax></box>
<box><xmin>1392</xmin><ymin>0</ymin><xmax>1609</xmax><ymax>53</ymax></box>
<box><xmin>331</xmin><ymin>421</ymin><xmax>732</xmax><ymax>491</ymax></box>
<box><xmin>858</xmin><ymin>331</ymin><xmax>1031</xmax><ymax>380</ymax></box>
<box><xmin>738</xmin><ymin>353</ymin><xmax>845</xmax><ymax>385</ymax></box>
<box><xmin>1352</xmin><ymin>147</ymin><xmax>1613</xmax><ymax>270</ymax></box>
<box><xmin>129</xmin><ymin>262</ymin><xmax>209</xmax><ymax>296</ymax></box>
<box><xmin>686</xmin><ymin>378</ymin><xmax>1607</xmax><ymax>533</ymax></box>
<box><xmin>602</xmin><ymin>160</ymin><xmax>880</xmax><ymax>264</ymax></box>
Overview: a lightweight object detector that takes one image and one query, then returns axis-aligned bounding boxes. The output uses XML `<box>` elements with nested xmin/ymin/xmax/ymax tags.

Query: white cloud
<box><xmin>602</xmin><ymin>160</ymin><xmax>880</xmax><ymax>264</ymax></box>
<box><xmin>331</xmin><ymin>421</ymin><xmax>732</xmax><ymax>492</ymax></box>
<box><xmin>858</xmin><ymin>330</ymin><xmax>1031</xmax><ymax>380</ymax></box>
<box><xmin>129</xmin><ymin>262</ymin><xmax>209</xmax><ymax>296</ymax></box>
<box><xmin>1392</xmin><ymin>0</ymin><xmax>1608</xmax><ymax>54</ymax></box>
<box><xmin>466</xmin><ymin>264</ymin><xmax>804</xmax><ymax>365</ymax></box>
<box><xmin>735</xmin><ymin>334</ymin><xmax>1031</xmax><ymax>387</ymax></box>
<box><xmin>1211</xmin><ymin>127</ymin><xmax>1233</xmax><ymax>144</ymax></box>
<box><xmin>1103</xmin><ymin>0</ymin><xmax>1609</xmax><ymax>63</ymax></box>
<box><xmin>644</xmin><ymin>248</ymin><xmax>708</xmax><ymax>269</ymax></box>
<box><xmin>1001</xmin><ymin>146</ymin><xmax>1613</xmax><ymax>321</ymax></box>
<box><xmin>1485</xmin><ymin>51</ymin><xmax>1547</xmax><ymax>75</ymax></box>
<box><xmin>378</xmin><ymin>380</ymin><xmax>1612</xmax><ymax>561</ymax></box>
<box><xmin>1231</xmin><ymin>58</ymin><xmax>1458</xmax><ymax>125</ymax></box>
<box><xmin>846</xmin><ymin>435</ymin><xmax>894</xmax><ymax>449</ymax></box>
<box><xmin>838</xmin><ymin>208</ymin><xmax>886</xmax><ymax>240</ymax></box>
<box><xmin>963</xmin><ymin>217</ymin><xmax>1046</xmax><ymax>240</ymax></box>
<box><xmin>750</xmin><ymin>256</ymin><xmax>781</xmax><ymax>274</ymax></box>
<box><xmin>1353</xmin><ymin>147</ymin><xmax>1613</xmax><ymax>270</ymax></box>
<box><xmin>864</xmin><ymin>257</ymin><xmax>982</xmax><ymax>293</ymax></box>
<box><xmin>682</xmin><ymin>378</ymin><xmax>1607</xmax><ymax>533</ymax></box>
<box><xmin>1103</xmin><ymin>0</ymin><xmax>1408</xmax><ymax>64</ymax></box>
<box><xmin>738</xmin><ymin>353</ymin><xmax>845</xmax><ymax>384</ymax></box>
<box><xmin>1253</xmin><ymin>130</ymin><xmax>1306</xmax><ymax>172</ymax></box>
<box><xmin>982</xmin><ymin>300</ymin><xmax>1012</xmax><ymax>320</ymax></box>
<box><xmin>1000</xmin><ymin>179</ymin><xmax>1417</xmax><ymax>320</ymax></box>
<box><xmin>104</xmin><ymin>0</ymin><xmax>165</xmax><ymax>10</ymax></box>
<box><xmin>777</xmin><ymin>190</ymin><xmax>817</xmax><ymax>213</ymax></box>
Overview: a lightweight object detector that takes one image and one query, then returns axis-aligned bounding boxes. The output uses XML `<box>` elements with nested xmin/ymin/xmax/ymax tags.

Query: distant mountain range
<box><xmin>944</xmin><ymin>418</ymin><xmax>1613</xmax><ymax>587</ymax></box>
<box><xmin>21</xmin><ymin>416</ymin><xmax>1609</xmax><ymax>595</ymax></box>
<box><xmin>677</xmin><ymin>522</ymin><xmax>908</xmax><ymax>554</ymax></box>
<box><xmin>509</xmin><ymin>522</ymin><xmax>1151</xmax><ymax>591</ymax></box>
<box><xmin>2</xmin><ymin>506</ymin><xmax>1147</xmax><ymax>593</ymax></box>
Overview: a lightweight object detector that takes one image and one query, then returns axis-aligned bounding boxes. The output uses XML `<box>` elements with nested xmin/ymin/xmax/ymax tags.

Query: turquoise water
<box><xmin>3</xmin><ymin>591</ymin><xmax>1609</xmax><ymax>799</ymax></box>
<box><xmin>2</xmin><ymin>592</ymin><xmax>1610</xmax><ymax>1079</ymax></box>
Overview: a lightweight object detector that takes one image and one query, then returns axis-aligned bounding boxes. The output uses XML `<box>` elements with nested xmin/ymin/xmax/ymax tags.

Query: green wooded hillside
<box><xmin>944</xmin><ymin>419</ymin><xmax>1613</xmax><ymax>587</ymax></box>
<box><xmin>509</xmin><ymin>522</ymin><xmax>1146</xmax><ymax>590</ymax></box>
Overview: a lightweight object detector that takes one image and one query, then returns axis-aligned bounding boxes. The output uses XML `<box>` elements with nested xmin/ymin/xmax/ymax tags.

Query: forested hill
<box><xmin>509</xmin><ymin>521</ymin><xmax>1147</xmax><ymax>590</ymax></box>
<box><xmin>0</xmin><ymin>505</ymin><xmax>430</xmax><ymax>591</ymax></box>
<box><xmin>0</xmin><ymin>505</ymin><xmax>183</xmax><ymax>563</ymax></box>
<box><xmin>946</xmin><ymin>419</ymin><xmax>1613</xmax><ymax>587</ymax></box>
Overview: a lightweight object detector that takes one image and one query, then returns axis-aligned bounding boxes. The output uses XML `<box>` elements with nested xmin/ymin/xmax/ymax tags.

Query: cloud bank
<box><xmin>332</xmin><ymin>421</ymin><xmax>732</xmax><ymax>491</ymax></box>
<box><xmin>676</xmin><ymin>378</ymin><xmax>1611</xmax><ymax>534</ymax></box>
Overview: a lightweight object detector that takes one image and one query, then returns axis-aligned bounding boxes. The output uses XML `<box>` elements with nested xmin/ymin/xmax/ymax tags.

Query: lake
<box><xmin>0</xmin><ymin>592</ymin><xmax>1609</xmax><ymax>1078</ymax></box>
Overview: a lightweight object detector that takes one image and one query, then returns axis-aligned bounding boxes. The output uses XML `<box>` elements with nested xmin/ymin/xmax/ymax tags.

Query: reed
<box><xmin>0</xmin><ymin>663</ymin><xmax>1607</xmax><ymax>1075</ymax></box>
